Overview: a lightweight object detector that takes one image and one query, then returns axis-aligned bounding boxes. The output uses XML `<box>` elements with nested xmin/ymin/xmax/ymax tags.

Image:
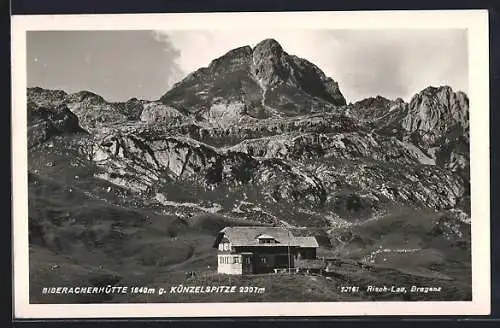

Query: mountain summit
<box><xmin>160</xmin><ymin>38</ymin><xmax>346</xmax><ymax>118</ymax></box>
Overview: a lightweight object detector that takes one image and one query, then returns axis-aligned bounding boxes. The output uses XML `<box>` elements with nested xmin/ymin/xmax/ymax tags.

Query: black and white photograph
<box><xmin>11</xmin><ymin>10</ymin><xmax>490</xmax><ymax>317</ymax></box>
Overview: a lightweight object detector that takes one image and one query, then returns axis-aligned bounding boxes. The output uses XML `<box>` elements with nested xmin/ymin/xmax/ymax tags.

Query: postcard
<box><xmin>11</xmin><ymin>10</ymin><xmax>490</xmax><ymax>318</ymax></box>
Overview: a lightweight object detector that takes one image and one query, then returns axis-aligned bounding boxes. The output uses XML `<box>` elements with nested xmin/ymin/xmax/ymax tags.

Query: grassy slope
<box><xmin>325</xmin><ymin>206</ymin><xmax>471</xmax><ymax>300</ymax></box>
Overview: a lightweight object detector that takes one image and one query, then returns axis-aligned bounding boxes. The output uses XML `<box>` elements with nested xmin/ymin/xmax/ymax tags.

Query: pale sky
<box><xmin>27</xmin><ymin>29</ymin><xmax>468</xmax><ymax>103</ymax></box>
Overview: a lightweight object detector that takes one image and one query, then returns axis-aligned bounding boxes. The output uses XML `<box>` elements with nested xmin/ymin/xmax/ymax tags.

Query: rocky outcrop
<box><xmin>399</xmin><ymin>86</ymin><xmax>470</xmax><ymax>176</ymax></box>
<box><xmin>89</xmin><ymin>127</ymin><xmax>468</xmax><ymax>221</ymax></box>
<box><xmin>160</xmin><ymin>46</ymin><xmax>263</xmax><ymax>117</ymax></box>
<box><xmin>28</xmin><ymin>88</ymin><xmax>127</xmax><ymax>132</ymax></box>
<box><xmin>27</xmin><ymin>87</ymin><xmax>67</xmax><ymax>108</ymax></box>
<box><xmin>251</xmin><ymin>39</ymin><xmax>346</xmax><ymax>107</ymax></box>
<box><xmin>345</xmin><ymin>87</ymin><xmax>469</xmax><ymax>176</ymax></box>
<box><xmin>93</xmin><ymin>133</ymin><xmax>326</xmax><ymax>203</ymax></box>
<box><xmin>402</xmin><ymin>86</ymin><xmax>469</xmax><ymax>147</ymax></box>
<box><xmin>27</xmin><ymin>101</ymin><xmax>86</xmax><ymax>148</ymax></box>
<box><xmin>114</xmin><ymin>98</ymin><xmax>148</xmax><ymax>121</ymax></box>
<box><xmin>230</xmin><ymin>131</ymin><xmax>435</xmax><ymax>165</ymax></box>
<box><xmin>348</xmin><ymin>96</ymin><xmax>395</xmax><ymax>121</ymax></box>
<box><xmin>155</xmin><ymin>113</ymin><xmax>359</xmax><ymax>148</ymax></box>
<box><xmin>160</xmin><ymin>39</ymin><xmax>346</xmax><ymax>118</ymax></box>
<box><xmin>139</xmin><ymin>101</ymin><xmax>186</xmax><ymax>126</ymax></box>
<box><xmin>27</xmin><ymin>87</ymin><xmax>185</xmax><ymax>133</ymax></box>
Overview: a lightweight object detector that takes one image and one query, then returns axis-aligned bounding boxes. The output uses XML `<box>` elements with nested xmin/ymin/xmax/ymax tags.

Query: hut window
<box><xmin>218</xmin><ymin>243</ymin><xmax>223</xmax><ymax>251</ymax></box>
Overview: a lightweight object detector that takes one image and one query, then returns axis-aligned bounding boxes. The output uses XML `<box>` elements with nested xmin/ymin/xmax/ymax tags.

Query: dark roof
<box><xmin>220</xmin><ymin>226</ymin><xmax>297</xmax><ymax>246</ymax></box>
<box><xmin>216</xmin><ymin>226</ymin><xmax>319</xmax><ymax>248</ymax></box>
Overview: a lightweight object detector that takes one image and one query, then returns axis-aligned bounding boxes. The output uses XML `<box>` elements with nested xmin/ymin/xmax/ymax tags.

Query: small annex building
<box><xmin>213</xmin><ymin>226</ymin><xmax>319</xmax><ymax>275</ymax></box>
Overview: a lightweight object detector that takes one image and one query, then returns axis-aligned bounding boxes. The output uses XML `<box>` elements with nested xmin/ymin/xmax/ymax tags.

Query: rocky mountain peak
<box><xmin>253</xmin><ymin>38</ymin><xmax>284</xmax><ymax>57</ymax></box>
<box><xmin>251</xmin><ymin>40</ymin><xmax>288</xmax><ymax>87</ymax></box>
<box><xmin>410</xmin><ymin>86</ymin><xmax>468</xmax><ymax>114</ymax></box>
<box><xmin>355</xmin><ymin>95</ymin><xmax>391</xmax><ymax>107</ymax></box>
<box><xmin>348</xmin><ymin>95</ymin><xmax>394</xmax><ymax>121</ymax></box>
<box><xmin>160</xmin><ymin>38</ymin><xmax>346</xmax><ymax>116</ymax></box>
<box><xmin>420</xmin><ymin>85</ymin><xmax>453</xmax><ymax>96</ymax></box>
<box><xmin>402</xmin><ymin>85</ymin><xmax>469</xmax><ymax>146</ymax></box>
<box><xmin>208</xmin><ymin>46</ymin><xmax>253</xmax><ymax>74</ymax></box>
<box><xmin>250</xmin><ymin>38</ymin><xmax>346</xmax><ymax>107</ymax></box>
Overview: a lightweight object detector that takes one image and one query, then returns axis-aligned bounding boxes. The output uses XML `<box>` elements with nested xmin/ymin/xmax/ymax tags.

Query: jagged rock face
<box><xmin>251</xmin><ymin>39</ymin><xmax>288</xmax><ymax>86</ymax></box>
<box><xmin>65</xmin><ymin>90</ymin><xmax>106</xmax><ymax>105</ymax></box>
<box><xmin>370</xmin><ymin>98</ymin><xmax>409</xmax><ymax>135</ymax></box>
<box><xmin>252</xmin><ymin>39</ymin><xmax>345</xmax><ymax>106</ymax></box>
<box><xmin>226</xmin><ymin>131</ymin><xmax>466</xmax><ymax>213</ymax></box>
<box><xmin>27</xmin><ymin>81</ymin><xmax>470</xmax><ymax>217</ymax></box>
<box><xmin>27</xmin><ymin>101</ymin><xmax>85</xmax><ymax>148</ymax></box>
<box><xmin>93</xmin><ymin>133</ymin><xmax>328</xmax><ymax>207</ymax></box>
<box><xmin>27</xmin><ymin>88</ymin><xmax>178</xmax><ymax>133</ymax></box>
<box><xmin>434</xmin><ymin>134</ymin><xmax>470</xmax><ymax>178</ymax></box>
<box><xmin>348</xmin><ymin>88</ymin><xmax>469</xmax><ymax>176</ymax></box>
<box><xmin>28</xmin><ymin>88</ymin><xmax>128</xmax><ymax>132</ymax></box>
<box><xmin>94</xmin><ymin>133</ymin><xmax>253</xmax><ymax>188</ymax></box>
<box><xmin>159</xmin><ymin>113</ymin><xmax>359</xmax><ymax>148</ymax></box>
<box><xmin>230</xmin><ymin>132</ymin><xmax>436</xmax><ymax>165</ymax></box>
<box><xmin>402</xmin><ymin>86</ymin><xmax>469</xmax><ymax>147</ymax></box>
<box><xmin>160</xmin><ymin>46</ymin><xmax>264</xmax><ymax>117</ymax></box>
<box><xmin>347</xmin><ymin>96</ymin><xmax>409</xmax><ymax>135</ymax></box>
<box><xmin>160</xmin><ymin>39</ymin><xmax>346</xmax><ymax>118</ymax></box>
<box><xmin>91</xmin><ymin>125</ymin><xmax>468</xmax><ymax>213</ymax></box>
<box><xmin>139</xmin><ymin>102</ymin><xmax>186</xmax><ymax>126</ymax></box>
<box><xmin>27</xmin><ymin>87</ymin><xmax>67</xmax><ymax>108</ymax></box>
<box><xmin>200</xmin><ymin>101</ymin><xmax>257</xmax><ymax>129</ymax></box>
<box><xmin>64</xmin><ymin>91</ymin><xmax>133</xmax><ymax>131</ymax></box>
<box><xmin>115</xmin><ymin>98</ymin><xmax>148</xmax><ymax>121</ymax></box>
<box><xmin>398</xmin><ymin>86</ymin><xmax>470</xmax><ymax>176</ymax></box>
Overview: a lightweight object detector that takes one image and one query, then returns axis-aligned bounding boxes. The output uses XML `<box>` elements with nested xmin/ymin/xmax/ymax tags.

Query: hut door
<box><xmin>242</xmin><ymin>254</ymin><xmax>253</xmax><ymax>274</ymax></box>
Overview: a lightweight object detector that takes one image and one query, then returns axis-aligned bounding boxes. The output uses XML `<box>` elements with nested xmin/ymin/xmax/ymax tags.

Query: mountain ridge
<box><xmin>27</xmin><ymin>81</ymin><xmax>471</xmax><ymax>220</ymax></box>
